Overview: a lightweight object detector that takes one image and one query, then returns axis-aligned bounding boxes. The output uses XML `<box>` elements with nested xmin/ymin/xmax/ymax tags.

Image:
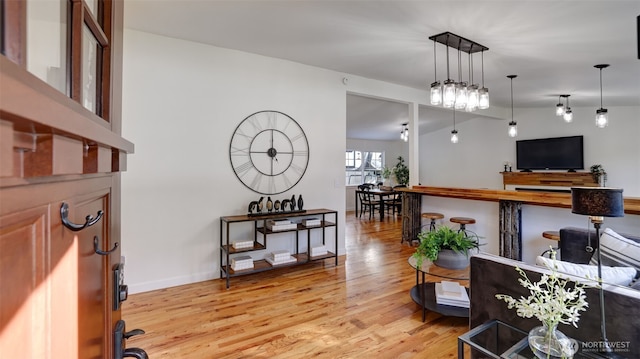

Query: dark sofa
<box><xmin>559</xmin><ymin>226</ymin><xmax>640</xmax><ymax>264</ymax></box>
<box><xmin>469</xmin><ymin>252</ymin><xmax>640</xmax><ymax>358</ymax></box>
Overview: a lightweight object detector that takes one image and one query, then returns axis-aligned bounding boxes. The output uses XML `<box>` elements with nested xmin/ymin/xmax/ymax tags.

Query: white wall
<box><xmin>122</xmin><ymin>30</ymin><xmax>348</xmax><ymax>293</ymax></box>
<box><xmin>419</xmin><ymin>105</ymin><xmax>640</xmax><ymax>263</ymax></box>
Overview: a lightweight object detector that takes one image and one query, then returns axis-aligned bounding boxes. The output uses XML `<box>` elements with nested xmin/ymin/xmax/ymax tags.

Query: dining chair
<box><xmin>357</xmin><ymin>186</ymin><xmax>380</xmax><ymax>219</ymax></box>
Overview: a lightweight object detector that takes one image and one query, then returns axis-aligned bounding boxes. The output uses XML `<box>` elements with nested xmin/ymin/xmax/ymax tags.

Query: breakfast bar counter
<box><xmin>397</xmin><ymin>186</ymin><xmax>640</xmax><ymax>259</ymax></box>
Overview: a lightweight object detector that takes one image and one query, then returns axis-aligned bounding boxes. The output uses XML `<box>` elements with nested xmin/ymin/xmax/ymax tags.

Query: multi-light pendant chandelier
<box><xmin>555</xmin><ymin>94</ymin><xmax>573</xmax><ymax>123</ymax></box>
<box><xmin>400</xmin><ymin>123</ymin><xmax>409</xmax><ymax>142</ymax></box>
<box><xmin>429</xmin><ymin>32</ymin><xmax>489</xmax><ymax>112</ymax></box>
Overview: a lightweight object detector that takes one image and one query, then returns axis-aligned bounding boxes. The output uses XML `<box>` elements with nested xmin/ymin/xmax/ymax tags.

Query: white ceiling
<box><xmin>125</xmin><ymin>1</ymin><xmax>640</xmax><ymax>141</ymax></box>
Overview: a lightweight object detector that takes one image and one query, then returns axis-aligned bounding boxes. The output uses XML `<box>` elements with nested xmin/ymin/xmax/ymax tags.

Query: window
<box><xmin>345</xmin><ymin>150</ymin><xmax>384</xmax><ymax>185</ymax></box>
<box><xmin>7</xmin><ymin>0</ymin><xmax>114</xmax><ymax>120</ymax></box>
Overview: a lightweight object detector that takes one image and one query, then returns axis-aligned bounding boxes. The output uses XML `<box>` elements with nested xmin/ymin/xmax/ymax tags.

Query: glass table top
<box><xmin>408</xmin><ymin>256</ymin><xmax>469</xmax><ymax>281</ymax></box>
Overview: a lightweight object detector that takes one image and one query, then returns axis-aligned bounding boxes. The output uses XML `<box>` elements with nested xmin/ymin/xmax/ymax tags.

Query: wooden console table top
<box><xmin>398</xmin><ymin>186</ymin><xmax>640</xmax><ymax>215</ymax></box>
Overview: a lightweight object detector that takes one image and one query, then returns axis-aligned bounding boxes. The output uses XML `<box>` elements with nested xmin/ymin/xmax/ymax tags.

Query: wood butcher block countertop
<box><xmin>397</xmin><ymin>186</ymin><xmax>640</xmax><ymax>215</ymax></box>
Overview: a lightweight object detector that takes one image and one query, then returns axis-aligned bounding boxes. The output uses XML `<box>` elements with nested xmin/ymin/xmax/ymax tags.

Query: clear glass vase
<box><xmin>528</xmin><ymin>323</ymin><xmax>578</xmax><ymax>359</ymax></box>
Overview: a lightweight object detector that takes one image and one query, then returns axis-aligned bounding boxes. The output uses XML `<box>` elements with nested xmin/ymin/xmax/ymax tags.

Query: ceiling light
<box><xmin>478</xmin><ymin>50</ymin><xmax>490</xmax><ymax>109</ymax></box>
<box><xmin>555</xmin><ymin>95</ymin><xmax>565</xmax><ymax>116</ymax></box>
<box><xmin>594</xmin><ymin>64</ymin><xmax>610</xmax><ymax>128</ymax></box>
<box><xmin>400</xmin><ymin>123</ymin><xmax>409</xmax><ymax>142</ymax></box>
<box><xmin>430</xmin><ymin>40</ymin><xmax>442</xmax><ymax>105</ymax></box>
<box><xmin>429</xmin><ymin>32</ymin><xmax>489</xmax><ymax>111</ymax></box>
<box><xmin>450</xmin><ymin>107</ymin><xmax>459</xmax><ymax>143</ymax></box>
<box><xmin>563</xmin><ymin>95</ymin><xmax>573</xmax><ymax>123</ymax></box>
<box><xmin>507</xmin><ymin>75</ymin><xmax>518</xmax><ymax>137</ymax></box>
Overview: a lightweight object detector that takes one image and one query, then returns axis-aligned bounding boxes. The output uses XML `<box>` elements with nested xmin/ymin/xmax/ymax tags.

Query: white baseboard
<box><xmin>128</xmin><ymin>271</ymin><xmax>219</xmax><ymax>294</ymax></box>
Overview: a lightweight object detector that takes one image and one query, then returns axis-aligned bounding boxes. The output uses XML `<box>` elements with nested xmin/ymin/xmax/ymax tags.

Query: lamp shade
<box><xmin>571</xmin><ymin>187</ymin><xmax>624</xmax><ymax>217</ymax></box>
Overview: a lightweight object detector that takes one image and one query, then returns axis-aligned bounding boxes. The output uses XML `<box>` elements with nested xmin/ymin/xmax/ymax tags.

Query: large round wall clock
<box><xmin>229</xmin><ymin>110</ymin><xmax>309</xmax><ymax>195</ymax></box>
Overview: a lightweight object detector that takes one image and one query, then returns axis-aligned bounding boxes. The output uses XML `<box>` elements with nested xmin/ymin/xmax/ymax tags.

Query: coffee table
<box><xmin>408</xmin><ymin>256</ymin><xmax>470</xmax><ymax>321</ymax></box>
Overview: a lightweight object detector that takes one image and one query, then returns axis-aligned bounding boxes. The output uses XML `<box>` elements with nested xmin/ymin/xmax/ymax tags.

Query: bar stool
<box><xmin>421</xmin><ymin>212</ymin><xmax>444</xmax><ymax>232</ymax></box>
<box><xmin>450</xmin><ymin>217</ymin><xmax>476</xmax><ymax>237</ymax></box>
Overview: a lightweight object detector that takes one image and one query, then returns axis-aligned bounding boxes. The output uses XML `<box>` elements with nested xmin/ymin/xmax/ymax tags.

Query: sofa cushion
<box><xmin>589</xmin><ymin>228</ymin><xmax>640</xmax><ymax>279</ymax></box>
<box><xmin>536</xmin><ymin>256</ymin><xmax>636</xmax><ymax>286</ymax></box>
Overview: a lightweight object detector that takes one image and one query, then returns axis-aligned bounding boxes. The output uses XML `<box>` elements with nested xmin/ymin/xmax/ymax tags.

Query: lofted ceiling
<box><xmin>125</xmin><ymin>1</ymin><xmax>640</xmax><ymax>141</ymax></box>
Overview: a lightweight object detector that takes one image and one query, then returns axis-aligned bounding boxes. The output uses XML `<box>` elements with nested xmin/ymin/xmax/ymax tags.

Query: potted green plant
<box><xmin>590</xmin><ymin>164</ymin><xmax>607</xmax><ymax>186</ymax></box>
<box><xmin>392</xmin><ymin>156</ymin><xmax>409</xmax><ymax>186</ymax></box>
<box><xmin>413</xmin><ymin>226</ymin><xmax>481</xmax><ymax>269</ymax></box>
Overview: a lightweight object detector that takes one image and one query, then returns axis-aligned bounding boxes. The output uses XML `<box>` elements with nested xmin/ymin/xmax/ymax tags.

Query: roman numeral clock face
<box><xmin>229</xmin><ymin>111</ymin><xmax>309</xmax><ymax>195</ymax></box>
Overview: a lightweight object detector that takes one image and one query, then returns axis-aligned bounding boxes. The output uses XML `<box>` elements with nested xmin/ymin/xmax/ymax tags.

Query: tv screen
<box><xmin>516</xmin><ymin>135</ymin><xmax>584</xmax><ymax>171</ymax></box>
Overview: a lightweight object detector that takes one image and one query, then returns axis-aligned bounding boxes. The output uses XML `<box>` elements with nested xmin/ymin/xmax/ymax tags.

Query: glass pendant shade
<box><xmin>430</xmin><ymin>81</ymin><xmax>442</xmax><ymax>105</ymax></box>
<box><xmin>556</xmin><ymin>103</ymin><xmax>565</xmax><ymax>116</ymax></box>
<box><xmin>508</xmin><ymin>121</ymin><xmax>518</xmax><ymax>137</ymax></box>
<box><xmin>478</xmin><ymin>87</ymin><xmax>489</xmax><ymax>109</ymax></box>
<box><xmin>403</xmin><ymin>128</ymin><xmax>409</xmax><ymax>142</ymax></box>
<box><xmin>563</xmin><ymin>108</ymin><xmax>573</xmax><ymax>123</ymax></box>
<box><xmin>596</xmin><ymin>108</ymin><xmax>608</xmax><ymax>128</ymax></box>
<box><xmin>455</xmin><ymin>82</ymin><xmax>468</xmax><ymax>109</ymax></box>
<box><xmin>450</xmin><ymin>129</ymin><xmax>459</xmax><ymax>143</ymax></box>
<box><xmin>400</xmin><ymin>130</ymin><xmax>404</xmax><ymax>140</ymax></box>
<box><xmin>466</xmin><ymin>85</ymin><xmax>479</xmax><ymax>112</ymax></box>
<box><xmin>443</xmin><ymin>80</ymin><xmax>456</xmax><ymax>108</ymax></box>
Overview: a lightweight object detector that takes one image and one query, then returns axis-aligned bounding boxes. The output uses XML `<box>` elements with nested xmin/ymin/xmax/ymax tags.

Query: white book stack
<box><xmin>265</xmin><ymin>250</ymin><xmax>297</xmax><ymax>266</ymax></box>
<box><xmin>310</xmin><ymin>245</ymin><xmax>328</xmax><ymax>257</ymax></box>
<box><xmin>435</xmin><ymin>281</ymin><xmax>470</xmax><ymax>308</ymax></box>
<box><xmin>302</xmin><ymin>218</ymin><xmax>321</xmax><ymax>227</ymax></box>
<box><xmin>232</xmin><ymin>240</ymin><xmax>254</xmax><ymax>250</ymax></box>
<box><xmin>266</xmin><ymin>219</ymin><xmax>297</xmax><ymax>231</ymax></box>
<box><xmin>231</xmin><ymin>255</ymin><xmax>254</xmax><ymax>271</ymax></box>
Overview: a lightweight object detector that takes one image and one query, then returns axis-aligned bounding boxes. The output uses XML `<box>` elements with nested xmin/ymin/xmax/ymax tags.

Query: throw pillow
<box><xmin>536</xmin><ymin>256</ymin><xmax>637</xmax><ymax>286</ymax></box>
<box><xmin>589</xmin><ymin>228</ymin><xmax>640</xmax><ymax>278</ymax></box>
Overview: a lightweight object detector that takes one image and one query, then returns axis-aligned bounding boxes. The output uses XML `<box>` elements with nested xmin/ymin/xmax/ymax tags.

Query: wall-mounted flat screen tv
<box><xmin>516</xmin><ymin>135</ymin><xmax>584</xmax><ymax>171</ymax></box>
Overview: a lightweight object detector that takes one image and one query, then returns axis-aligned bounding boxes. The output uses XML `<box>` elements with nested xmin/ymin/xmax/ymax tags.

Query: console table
<box><xmin>219</xmin><ymin>208</ymin><xmax>338</xmax><ymax>288</ymax></box>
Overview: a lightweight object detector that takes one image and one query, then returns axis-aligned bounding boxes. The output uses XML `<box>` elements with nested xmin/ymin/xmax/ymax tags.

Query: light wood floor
<box><xmin>122</xmin><ymin>211</ymin><xmax>470</xmax><ymax>358</ymax></box>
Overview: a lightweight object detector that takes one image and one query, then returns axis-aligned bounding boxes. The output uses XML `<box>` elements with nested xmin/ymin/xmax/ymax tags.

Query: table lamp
<box><xmin>571</xmin><ymin>187</ymin><xmax>624</xmax><ymax>353</ymax></box>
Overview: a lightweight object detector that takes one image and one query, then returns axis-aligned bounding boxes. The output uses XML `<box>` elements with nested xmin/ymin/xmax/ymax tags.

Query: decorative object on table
<box><xmin>231</xmin><ymin>255</ymin><xmax>254</xmax><ymax>271</ymax></box>
<box><xmin>310</xmin><ymin>245</ymin><xmax>328</xmax><ymax>257</ymax></box>
<box><xmin>297</xmin><ymin>195</ymin><xmax>304</xmax><ymax>211</ymax></box>
<box><xmin>413</xmin><ymin>226</ymin><xmax>481</xmax><ymax>269</ymax></box>
<box><xmin>266</xmin><ymin>219</ymin><xmax>297</xmax><ymax>231</ymax></box>
<box><xmin>256</xmin><ymin>197</ymin><xmax>264</xmax><ymax>213</ymax></box>
<box><xmin>495</xmin><ymin>250</ymin><xmax>587</xmax><ymax>359</ymax></box>
<box><xmin>281</xmin><ymin>199</ymin><xmax>290</xmax><ymax>212</ymax></box>
<box><xmin>571</xmin><ymin>186</ymin><xmax>624</xmax><ymax>353</ymax></box>
<box><xmin>589</xmin><ymin>164</ymin><xmax>607</xmax><ymax>186</ymax></box>
<box><xmin>265</xmin><ymin>250</ymin><xmax>297</xmax><ymax>266</ymax></box>
<box><xmin>229</xmin><ymin>110</ymin><xmax>309</xmax><ymax>195</ymax></box>
<box><xmin>290</xmin><ymin>194</ymin><xmax>297</xmax><ymax>211</ymax></box>
<box><xmin>266</xmin><ymin>197</ymin><xmax>273</xmax><ymax>212</ymax></box>
<box><xmin>435</xmin><ymin>281</ymin><xmax>470</xmax><ymax>308</ymax></box>
<box><xmin>393</xmin><ymin>156</ymin><xmax>410</xmax><ymax>186</ymax></box>
<box><xmin>274</xmin><ymin>200</ymin><xmax>281</xmax><ymax>212</ymax></box>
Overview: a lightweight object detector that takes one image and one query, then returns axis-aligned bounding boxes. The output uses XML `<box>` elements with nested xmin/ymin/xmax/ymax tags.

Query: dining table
<box><xmin>354</xmin><ymin>188</ymin><xmax>398</xmax><ymax>220</ymax></box>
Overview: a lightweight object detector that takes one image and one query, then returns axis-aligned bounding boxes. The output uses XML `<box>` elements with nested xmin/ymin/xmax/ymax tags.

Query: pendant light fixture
<box><xmin>430</xmin><ymin>40</ymin><xmax>442</xmax><ymax>105</ymax></box>
<box><xmin>555</xmin><ymin>95</ymin><xmax>565</xmax><ymax>116</ymax></box>
<box><xmin>507</xmin><ymin>75</ymin><xmax>518</xmax><ymax>138</ymax></box>
<box><xmin>442</xmin><ymin>36</ymin><xmax>456</xmax><ymax>108</ymax></box>
<box><xmin>455</xmin><ymin>45</ymin><xmax>468</xmax><ymax>110</ymax></box>
<box><xmin>594</xmin><ymin>64</ymin><xmax>610</xmax><ymax>128</ymax></box>
<box><xmin>451</xmin><ymin>106</ymin><xmax>459</xmax><ymax>143</ymax></box>
<box><xmin>400</xmin><ymin>123</ymin><xmax>409</xmax><ymax>142</ymax></box>
<box><xmin>478</xmin><ymin>50</ymin><xmax>490</xmax><ymax>109</ymax></box>
<box><xmin>428</xmin><ymin>32</ymin><xmax>489</xmax><ymax>111</ymax></box>
<box><xmin>563</xmin><ymin>95</ymin><xmax>573</xmax><ymax>123</ymax></box>
<box><xmin>466</xmin><ymin>51</ymin><xmax>479</xmax><ymax>112</ymax></box>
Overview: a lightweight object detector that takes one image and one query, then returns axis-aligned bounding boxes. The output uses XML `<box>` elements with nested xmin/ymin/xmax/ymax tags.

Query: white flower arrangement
<box><xmin>495</xmin><ymin>251</ymin><xmax>589</xmax><ymax>329</ymax></box>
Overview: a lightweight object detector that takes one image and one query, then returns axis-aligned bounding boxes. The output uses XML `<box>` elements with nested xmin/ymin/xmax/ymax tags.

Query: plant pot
<box><xmin>434</xmin><ymin>248</ymin><xmax>477</xmax><ymax>269</ymax></box>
